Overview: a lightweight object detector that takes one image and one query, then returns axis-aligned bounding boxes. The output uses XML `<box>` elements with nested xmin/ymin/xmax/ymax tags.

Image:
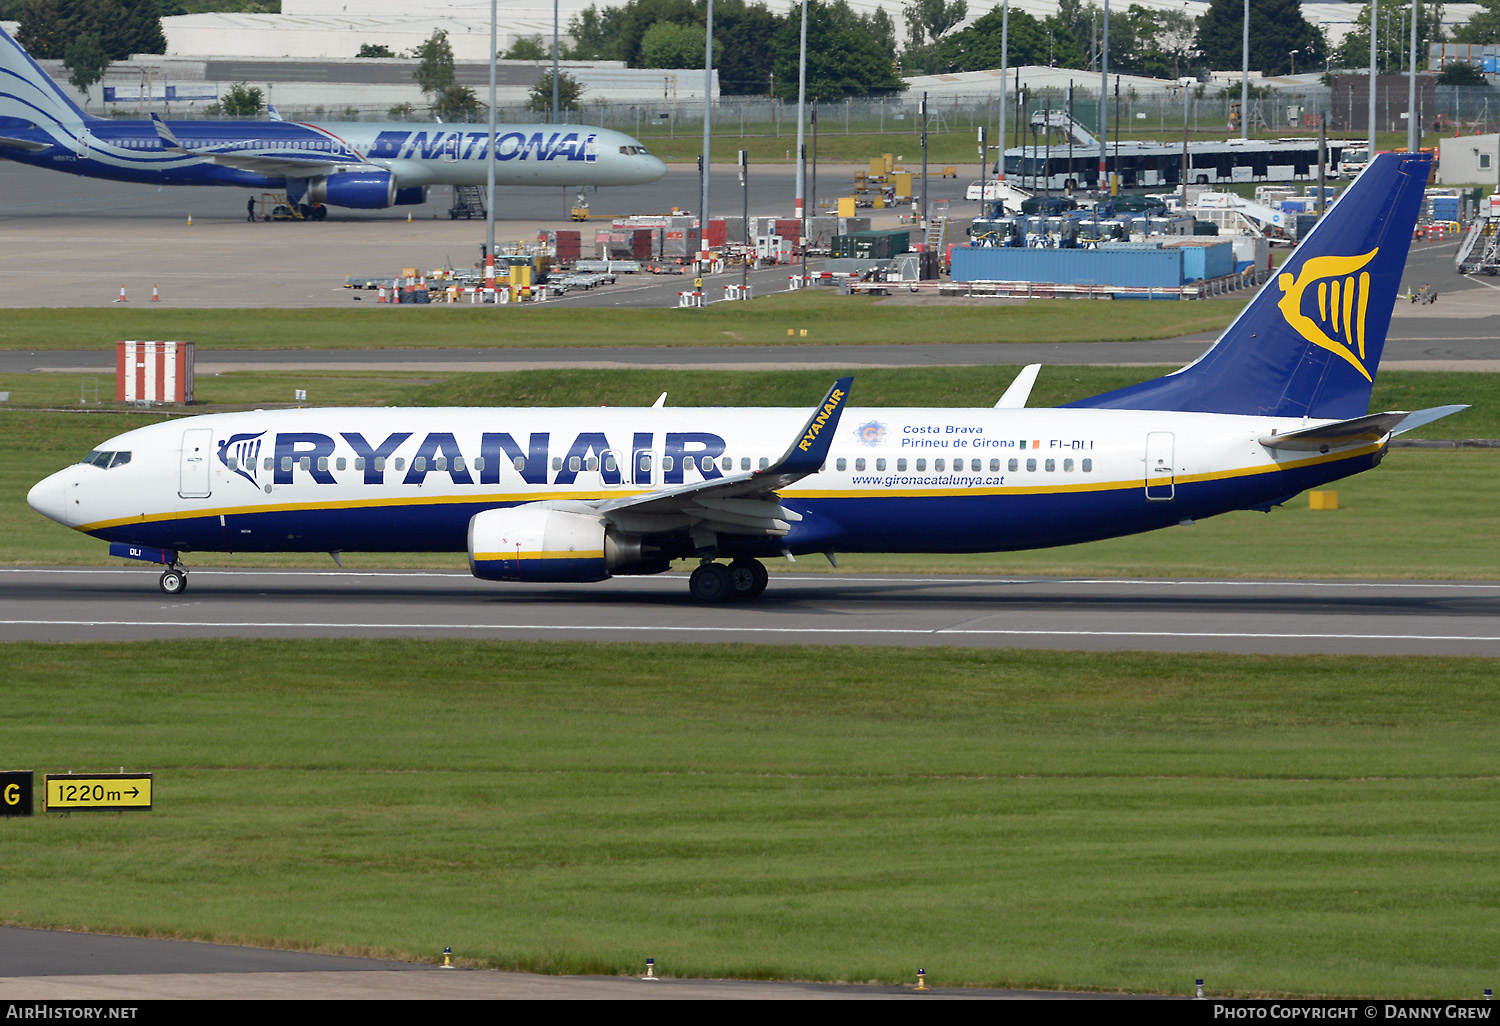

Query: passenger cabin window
<box><xmin>1082</xmin><ymin>459</ymin><xmax>1093</xmax><ymax>472</ymax></box>
<box><xmin>934</xmin><ymin>459</ymin><xmax>945</xmax><ymax>472</ymax></box>
<box><xmin>740</xmin><ymin>458</ymin><xmax>751</xmax><ymax>471</ymax></box>
<box><xmin>758</xmin><ymin>458</ymin><xmax>769</xmax><ymax>470</ymax></box>
<box><xmin>1026</xmin><ymin>459</ymin><xmax>1037</xmax><ymax>472</ymax></box>
<box><xmin>876</xmin><ymin>458</ymin><xmax>886</xmax><ymax>471</ymax></box>
<box><xmin>916</xmin><ymin>459</ymin><xmax>926</xmax><ymax>471</ymax></box>
<box><xmin>855</xmin><ymin>458</ymin><xmax>866</xmax><ymax>471</ymax></box>
<box><xmin>897</xmin><ymin>459</ymin><xmax>907</xmax><ymax>471</ymax></box>
<box><xmin>836</xmin><ymin>458</ymin><xmax>846</xmax><ymax>471</ymax></box>
<box><xmin>1008</xmin><ymin>459</ymin><xmax>1018</xmax><ymax>472</ymax></box>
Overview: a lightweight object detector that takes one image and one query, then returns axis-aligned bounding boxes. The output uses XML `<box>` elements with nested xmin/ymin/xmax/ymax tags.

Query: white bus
<box><xmin>1002</xmin><ymin>138</ymin><xmax>1352</xmax><ymax>191</ymax></box>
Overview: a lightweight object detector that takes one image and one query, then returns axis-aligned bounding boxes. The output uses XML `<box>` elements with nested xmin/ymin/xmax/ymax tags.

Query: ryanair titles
<box><xmin>219</xmin><ymin>429</ymin><xmax>727</xmax><ymax>488</ymax></box>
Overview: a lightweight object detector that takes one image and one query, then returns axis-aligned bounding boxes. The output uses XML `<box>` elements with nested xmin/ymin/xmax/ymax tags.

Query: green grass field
<box><xmin>0</xmin><ymin>295</ymin><xmax>1245</xmax><ymax>351</ymax></box>
<box><xmin>3</xmin><ymin>640</ymin><xmax>1497</xmax><ymax>997</ymax></box>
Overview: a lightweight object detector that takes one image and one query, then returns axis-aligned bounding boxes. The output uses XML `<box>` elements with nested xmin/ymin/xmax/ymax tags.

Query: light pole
<box><xmin>1240</xmin><ymin>0</ymin><xmax>1248</xmax><ymax>141</ymax></box>
<box><xmin>1289</xmin><ymin>49</ymin><xmax>1299</xmax><ymax>76</ymax></box>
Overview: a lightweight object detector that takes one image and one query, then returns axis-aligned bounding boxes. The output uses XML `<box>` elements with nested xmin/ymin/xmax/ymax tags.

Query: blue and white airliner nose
<box><xmin>26</xmin><ymin>468</ymin><xmax>70</xmax><ymax>527</ymax></box>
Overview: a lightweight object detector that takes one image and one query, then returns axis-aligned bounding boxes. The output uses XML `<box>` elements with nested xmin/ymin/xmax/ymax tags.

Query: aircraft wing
<box><xmin>150</xmin><ymin>113</ymin><xmax>374</xmax><ymax>179</ymax></box>
<box><xmin>593</xmin><ymin>377</ymin><xmax>853</xmax><ymax>537</ymax></box>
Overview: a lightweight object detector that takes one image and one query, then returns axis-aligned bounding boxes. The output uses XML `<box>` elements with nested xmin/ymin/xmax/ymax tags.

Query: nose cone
<box><xmin>27</xmin><ymin>469</ymin><xmax>71</xmax><ymax>526</ymax></box>
<box><xmin>643</xmin><ymin>154</ymin><xmax>667</xmax><ymax>182</ymax></box>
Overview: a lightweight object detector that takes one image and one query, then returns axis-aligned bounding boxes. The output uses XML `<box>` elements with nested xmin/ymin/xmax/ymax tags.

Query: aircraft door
<box><xmin>1145</xmin><ymin>431</ymin><xmax>1175</xmax><ymax>501</ymax></box>
<box><xmin>442</xmin><ymin>135</ymin><xmax>459</xmax><ymax>162</ymax></box>
<box><xmin>180</xmin><ymin>427</ymin><xmax>213</xmax><ymax>499</ymax></box>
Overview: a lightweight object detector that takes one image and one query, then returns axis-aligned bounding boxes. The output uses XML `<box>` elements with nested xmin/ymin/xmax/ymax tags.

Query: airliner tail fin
<box><xmin>1069</xmin><ymin>153</ymin><xmax>1431</xmax><ymax>420</ymax></box>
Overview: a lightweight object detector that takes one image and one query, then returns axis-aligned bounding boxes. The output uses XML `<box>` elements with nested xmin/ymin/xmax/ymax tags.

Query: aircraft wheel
<box><xmin>688</xmin><ymin>562</ymin><xmax>733</xmax><ymax>603</ymax></box>
<box><xmin>298</xmin><ymin>203</ymin><xmax>313</xmax><ymax>219</ymax></box>
<box><xmin>159</xmin><ymin>569</ymin><xmax>187</xmax><ymax>596</ymax></box>
<box><xmin>727</xmin><ymin>559</ymin><xmax>768</xmax><ymax>599</ymax></box>
<box><xmin>312</xmin><ymin>205</ymin><xmax>327</xmax><ymax>221</ymax></box>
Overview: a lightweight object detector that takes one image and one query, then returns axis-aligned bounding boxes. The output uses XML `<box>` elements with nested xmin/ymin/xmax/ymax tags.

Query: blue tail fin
<box><xmin>0</xmin><ymin>22</ymin><xmax>96</xmax><ymax>131</ymax></box>
<box><xmin>1067</xmin><ymin>153</ymin><xmax>1430</xmax><ymax>419</ymax></box>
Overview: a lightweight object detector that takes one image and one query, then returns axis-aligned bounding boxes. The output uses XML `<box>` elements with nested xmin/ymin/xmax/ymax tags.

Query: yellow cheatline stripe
<box><xmin>74</xmin><ymin>444</ymin><xmax>1383</xmax><ymax>533</ymax></box>
<box><xmin>472</xmin><ymin>550</ymin><xmax>604</xmax><ymax>561</ymax></box>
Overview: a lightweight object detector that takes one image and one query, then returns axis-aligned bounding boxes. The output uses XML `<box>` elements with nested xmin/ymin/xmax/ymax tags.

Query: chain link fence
<box><xmin>133</xmin><ymin>83</ymin><xmax>1500</xmax><ymax>137</ymax></box>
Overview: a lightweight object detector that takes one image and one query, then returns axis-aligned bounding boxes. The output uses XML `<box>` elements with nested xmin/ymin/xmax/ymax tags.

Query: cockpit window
<box><xmin>618</xmin><ymin>145</ymin><xmax>651</xmax><ymax>156</ymax></box>
<box><xmin>80</xmin><ymin>450</ymin><xmax>130</xmax><ymax>469</ymax></box>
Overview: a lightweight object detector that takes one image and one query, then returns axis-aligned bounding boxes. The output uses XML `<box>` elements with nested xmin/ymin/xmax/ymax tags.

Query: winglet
<box><xmin>150</xmin><ymin>113</ymin><xmax>188</xmax><ymax>153</ymax></box>
<box><xmin>768</xmin><ymin>376</ymin><xmax>853</xmax><ymax>476</ymax></box>
<box><xmin>267</xmin><ymin>104</ymin><xmax>282</xmax><ymax>122</ymax></box>
<box><xmin>996</xmin><ymin>364</ymin><xmax>1041</xmax><ymax>408</ymax></box>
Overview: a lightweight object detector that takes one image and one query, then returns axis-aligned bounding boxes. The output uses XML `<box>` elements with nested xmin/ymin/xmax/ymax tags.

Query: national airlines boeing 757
<box><xmin>0</xmin><ymin>25</ymin><xmax>665</xmax><ymax>217</ymax></box>
<box><xmin>27</xmin><ymin>154</ymin><xmax>1464</xmax><ymax>601</ymax></box>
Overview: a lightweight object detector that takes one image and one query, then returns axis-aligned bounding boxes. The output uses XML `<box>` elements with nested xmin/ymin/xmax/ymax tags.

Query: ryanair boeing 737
<box><xmin>0</xmin><ymin>25</ymin><xmax>665</xmax><ymax>217</ymax></box>
<box><xmin>27</xmin><ymin>154</ymin><xmax>1465</xmax><ymax>601</ymax></box>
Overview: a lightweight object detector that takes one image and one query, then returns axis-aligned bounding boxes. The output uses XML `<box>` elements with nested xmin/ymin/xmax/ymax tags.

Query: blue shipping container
<box><xmin>950</xmin><ymin>246</ymin><xmax>1185</xmax><ymax>287</ymax></box>
<box><xmin>1165</xmin><ymin>240</ymin><xmax>1234</xmax><ymax>281</ymax></box>
<box><xmin>1432</xmin><ymin>196</ymin><xmax>1460</xmax><ymax>219</ymax></box>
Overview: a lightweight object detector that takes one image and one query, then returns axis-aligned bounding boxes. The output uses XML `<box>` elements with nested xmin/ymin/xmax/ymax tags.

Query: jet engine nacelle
<box><xmin>469</xmin><ymin>504</ymin><xmax>612</xmax><ymax>583</ymax></box>
<box><xmin>306</xmin><ymin>171</ymin><xmax>397</xmax><ymax>209</ymax></box>
<box><xmin>394</xmin><ymin>185</ymin><xmax>429</xmax><ymax>206</ymax></box>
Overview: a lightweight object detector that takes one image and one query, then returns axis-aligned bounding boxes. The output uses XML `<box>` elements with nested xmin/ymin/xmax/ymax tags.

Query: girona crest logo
<box><xmin>1276</xmin><ymin>248</ymin><xmax>1380</xmax><ymax>382</ymax></box>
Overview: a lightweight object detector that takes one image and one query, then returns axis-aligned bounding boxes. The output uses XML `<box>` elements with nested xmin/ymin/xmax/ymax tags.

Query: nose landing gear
<box><xmin>159</xmin><ymin>566</ymin><xmax>188</xmax><ymax>595</ymax></box>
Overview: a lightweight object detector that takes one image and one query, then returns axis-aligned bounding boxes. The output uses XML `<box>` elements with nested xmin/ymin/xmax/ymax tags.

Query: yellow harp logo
<box><xmin>1276</xmin><ymin>249</ymin><xmax>1380</xmax><ymax>382</ymax></box>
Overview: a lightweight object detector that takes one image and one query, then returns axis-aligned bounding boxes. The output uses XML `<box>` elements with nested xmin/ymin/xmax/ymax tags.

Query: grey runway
<box><xmin>5</xmin><ymin>567</ymin><xmax>1500</xmax><ymax>656</ymax></box>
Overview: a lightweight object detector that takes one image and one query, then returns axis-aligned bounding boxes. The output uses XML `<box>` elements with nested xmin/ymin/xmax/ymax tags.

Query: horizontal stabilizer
<box><xmin>1390</xmin><ymin>404</ymin><xmax>1470</xmax><ymax>436</ymax></box>
<box><xmin>0</xmin><ymin>134</ymin><xmax>47</xmax><ymax>152</ymax></box>
<box><xmin>1260</xmin><ymin>405</ymin><xmax>1468</xmax><ymax>451</ymax></box>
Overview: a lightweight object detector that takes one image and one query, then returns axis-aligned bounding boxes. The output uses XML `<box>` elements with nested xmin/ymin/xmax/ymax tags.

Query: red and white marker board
<box><xmin>115</xmin><ymin>341</ymin><xmax>194</xmax><ymax>403</ymax></box>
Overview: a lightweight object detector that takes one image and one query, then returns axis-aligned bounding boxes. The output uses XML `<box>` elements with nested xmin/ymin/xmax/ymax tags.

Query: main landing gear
<box><xmin>159</xmin><ymin>566</ymin><xmax>188</xmax><ymax>595</ymax></box>
<box><xmin>689</xmin><ymin>558</ymin><xmax>769</xmax><ymax>603</ymax></box>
